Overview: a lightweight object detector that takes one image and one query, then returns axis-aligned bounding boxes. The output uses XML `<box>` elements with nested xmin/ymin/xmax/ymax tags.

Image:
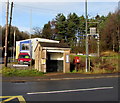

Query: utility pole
<box><xmin>97</xmin><ymin>34</ymin><xmax>100</xmax><ymax>57</ymax></box>
<box><xmin>30</xmin><ymin>9</ymin><xmax>32</xmax><ymax>69</ymax></box>
<box><xmin>88</xmin><ymin>22</ymin><xmax>100</xmax><ymax>57</ymax></box>
<box><xmin>8</xmin><ymin>2</ymin><xmax>13</xmax><ymax>62</ymax></box>
<box><xmin>118</xmin><ymin>27</ymin><xmax>120</xmax><ymax>53</ymax></box>
<box><xmin>9</xmin><ymin>2</ymin><xmax>13</xmax><ymax>34</ymax></box>
<box><xmin>4</xmin><ymin>0</ymin><xmax>9</xmax><ymax>67</ymax></box>
<box><xmin>85</xmin><ymin>0</ymin><xmax>88</xmax><ymax>72</ymax></box>
<box><xmin>97</xmin><ymin>22</ymin><xmax>100</xmax><ymax>57</ymax></box>
<box><xmin>8</xmin><ymin>2</ymin><xmax>13</xmax><ymax>39</ymax></box>
<box><xmin>13</xmin><ymin>30</ymin><xmax>15</xmax><ymax>62</ymax></box>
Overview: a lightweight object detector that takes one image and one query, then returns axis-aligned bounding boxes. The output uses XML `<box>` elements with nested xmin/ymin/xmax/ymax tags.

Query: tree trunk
<box><xmin>112</xmin><ymin>32</ymin><xmax>115</xmax><ymax>52</ymax></box>
<box><xmin>118</xmin><ymin>27</ymin><xmax>120</xmax><ymax>52</ymax></box>
<box><xmin>113</xmin><ymin>39</ymin><xmax>115</xmax><ymax>52</ymax></box>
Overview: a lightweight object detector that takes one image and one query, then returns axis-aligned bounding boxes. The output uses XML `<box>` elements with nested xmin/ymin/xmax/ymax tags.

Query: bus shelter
<box><xmin>34</xmin><ymin>42</ymin><xmax>70</xmax><ymax>73</ymax></box>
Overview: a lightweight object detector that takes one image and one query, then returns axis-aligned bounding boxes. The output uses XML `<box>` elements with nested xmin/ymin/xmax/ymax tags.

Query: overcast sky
<box><xmin>1</xmin><ymin>0</ymin><xmax>119</xmax><ymax>32</ymax></box>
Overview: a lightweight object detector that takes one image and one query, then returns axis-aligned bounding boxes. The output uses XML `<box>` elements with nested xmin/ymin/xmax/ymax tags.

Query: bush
<box><xmin>70</xmin><ymin>52</ymin><xmax>119</xmax><ymax>74</ymax></box>
<box><xmin>100</xmin><ymin>51</ymin><xmax>118</xmax><ymax>57</ymax></box>
<box><xmin>2</xmin><ymin>67</ymin><xmax>44</xmax><ymax>77</ymax></box>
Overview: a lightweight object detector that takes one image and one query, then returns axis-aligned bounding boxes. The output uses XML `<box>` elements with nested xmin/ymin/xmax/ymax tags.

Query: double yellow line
<box><xmin>0</xmin><ymin>96</ymin><xmax>26</xmax><ymax>103</ymax></box>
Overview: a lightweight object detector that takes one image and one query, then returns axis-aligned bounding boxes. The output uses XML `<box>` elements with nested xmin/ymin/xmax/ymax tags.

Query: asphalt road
<box><xmin>2</xmin><ymin>77</ymin><xmax>119</xmax><ymax>102</ymax></box>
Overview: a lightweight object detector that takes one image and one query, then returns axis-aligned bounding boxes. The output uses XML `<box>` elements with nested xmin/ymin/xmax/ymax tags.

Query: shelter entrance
<box><xmin>46</xmin><ymin>52</ymin><xmax>63</xmax><ymax>72</ymax></box>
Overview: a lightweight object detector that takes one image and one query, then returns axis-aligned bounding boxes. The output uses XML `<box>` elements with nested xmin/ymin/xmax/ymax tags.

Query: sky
<box><xmin>1</xmin><ymin>0</ymin><xmax>119</xmax><ymax>33</ymax></box>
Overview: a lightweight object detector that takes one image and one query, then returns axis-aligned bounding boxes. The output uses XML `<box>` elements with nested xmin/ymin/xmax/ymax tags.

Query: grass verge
<box><xmin>1</xmin><ymin>67</ymin><xmax>44</xmax><ymax>77</ymax></box>
<box><xmin>69</xmin><ymin>51</ymin><xmax>119</xmax><ymax>74</ymax></box>
<box><xmin>69</xmin><ymin>68</ymin><xmax>119</xmax><ymax>74</ymax></box>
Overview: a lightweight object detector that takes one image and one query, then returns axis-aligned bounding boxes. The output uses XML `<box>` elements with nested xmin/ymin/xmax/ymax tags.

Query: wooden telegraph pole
<box><xmin>85</xmin><ymin>0</ymin><xmax>88</xmax><ymax>72</ymax></box>
<box><xmin>8</xmin><ymin>2</ymin><xmax>13</xmax><ymax>39</ymax></box>
<box><xmin>4</xmin><ymin>0</ymin><xmax>9</xmax><ymax>67</ymax></box>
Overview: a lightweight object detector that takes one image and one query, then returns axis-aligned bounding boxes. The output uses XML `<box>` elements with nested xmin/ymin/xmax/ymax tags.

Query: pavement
<box><xmin>1</xmin><ymin>72</ymin><xmax>120</xmax><ymax>82</ymax></box>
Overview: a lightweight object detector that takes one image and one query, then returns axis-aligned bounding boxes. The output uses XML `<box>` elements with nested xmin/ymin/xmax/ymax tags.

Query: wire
<box><xmin>14</xmin><ymin>3</ymin><xmax>63</xmax><ymax>13</ymax></box>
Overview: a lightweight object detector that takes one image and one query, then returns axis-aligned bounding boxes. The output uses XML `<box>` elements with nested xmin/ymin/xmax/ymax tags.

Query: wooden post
<box><xmin>4</xmin><ymin>0</ymin><xmax>9</xmax><ymax>67</ymax></box>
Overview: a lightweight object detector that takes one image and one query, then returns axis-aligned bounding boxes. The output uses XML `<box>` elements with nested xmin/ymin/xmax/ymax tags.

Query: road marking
<box><xmin>13</xmin><ymin>64</ymin><xmax>28</xmax><ymax>67</ymax></box>
<box><xmin>1</xmin><ymin>97</ymin><xmax>16</xmax><ymax>103</ymax></box>
<box><xmin>27</xmin><ymin>86</ymin><xmax>113</xmax><ymax>95</ymax></box>
<box><xmin>0</xmin><ymin>96</ymin><xmax>26</xmax><ymax>103</ymax></box>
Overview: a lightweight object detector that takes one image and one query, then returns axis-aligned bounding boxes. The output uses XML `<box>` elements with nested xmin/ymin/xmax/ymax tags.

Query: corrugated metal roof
<box><xmin>39</xmin><ymin>42</ymin><xmax>70</xmax><ymax>48</ymax></box>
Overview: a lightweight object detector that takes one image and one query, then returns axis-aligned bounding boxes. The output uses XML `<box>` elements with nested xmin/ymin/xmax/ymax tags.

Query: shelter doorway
<box><xmin>46</xmin><ymin>52</ymin><xmax>63</xmax><ymax>72</ymax></box>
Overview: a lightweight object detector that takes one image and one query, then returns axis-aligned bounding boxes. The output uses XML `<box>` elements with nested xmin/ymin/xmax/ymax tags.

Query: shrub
<box><xmin>100</xmin><ymin>51</ymin><xmax>118</xmax><ymax>57</ymax></box>
<box><xmin>70</xmin><ymin>52</ymin><xmax>119</xmax><ymax>73</ymax></box>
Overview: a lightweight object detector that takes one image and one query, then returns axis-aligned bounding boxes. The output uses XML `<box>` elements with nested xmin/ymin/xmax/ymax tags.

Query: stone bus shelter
<box><xmin>34</xmin><ymin>42</ymin><xmax>71</xmax><ymax>73</ymax></box>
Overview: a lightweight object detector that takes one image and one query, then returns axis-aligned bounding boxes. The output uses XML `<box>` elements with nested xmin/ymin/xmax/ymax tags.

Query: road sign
<box><xmin>90</xmin><ymin>27</ymin><xmax>96</xmax><ymax>35</ymax></box>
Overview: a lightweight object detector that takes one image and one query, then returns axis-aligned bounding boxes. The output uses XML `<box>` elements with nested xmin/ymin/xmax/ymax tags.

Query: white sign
<box><xmin>66</xmin><ymin>55</ymin><xmax>69</xmax><ymax>63</ymax></box>
<box><xmin>90</xmin><ymin>27</ymin><xmax>96</xmax><ymax>35</ymax></box>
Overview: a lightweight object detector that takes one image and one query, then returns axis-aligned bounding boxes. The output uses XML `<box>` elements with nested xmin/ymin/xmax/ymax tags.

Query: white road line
<box><xmin>27</xmin><ymin>86</ymin><xmax>113</xmax><ymax>95</ymax></box>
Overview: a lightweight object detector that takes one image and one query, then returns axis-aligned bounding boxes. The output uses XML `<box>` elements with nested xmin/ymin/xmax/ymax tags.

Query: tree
<box><xmin>1</xmin><ymin>25</ymin><xmax>29</xmax><ymax>57</ymax></box>
<box><xmin>100</xmin><ymin>10</ymin><xmax>120</xmax><ymax>52</ymax></box>
<box><xmin>115</xmin><ymin>10</ymin><xmax>120</xmax><ymax>52</ymax></box>
<box><xmin>0</xmin><ymin>26</ymin><xmax>2</xmax><ymax>46</ymax></box>
<box><xmin>42</xmin><ymin>21</ymin><xmax>53</xmax><ymax>39</ymax></box>
<box><xmin>31</xmin><ymin>27</ymin><xmax>42</xmax><ymax>38</ymax></box>
<box><xmin>55</xmin><ymin>13</ymin><xmax>80</xmax><ymax>47</ymax></box>
<box><xmin>67</xmin><ymin>13</ymin><xmax>79</xmax><ymax>46</ymax></box>
<box><xmin>55</xmin><ymin>13</ymin><xmax>67</xmax><ymax>41</ymax></box>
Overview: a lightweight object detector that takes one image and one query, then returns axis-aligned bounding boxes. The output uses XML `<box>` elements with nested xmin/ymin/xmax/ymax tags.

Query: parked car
<box><xmin>18</xmin><ymin>52</ymin><xmax>32</xmax><ymax>65</ymax></box>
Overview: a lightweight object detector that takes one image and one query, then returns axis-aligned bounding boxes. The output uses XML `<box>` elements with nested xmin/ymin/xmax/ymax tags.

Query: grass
<box><xmin>69</xmin><ymin>51</ymin><xmax>119</xmax><ymax>74</ymax></box>
<box><xmin>1</xmin><ymin>67</ymin><xmax>44</xmax><ymax>77</ymax></box>
<box><xmin>1</xmin><ymin>51</ymin><xmax>119</xmax><ymax>77</ymax></box>
<box><xmin>69</xmin><ymin>68</ymin><xmax>119</xmax><ymax>74</ymax></box>
<box><xmin>100</xmin><ymin>51</ymin><xmax>118</xmax><ymax>57</ymax></box>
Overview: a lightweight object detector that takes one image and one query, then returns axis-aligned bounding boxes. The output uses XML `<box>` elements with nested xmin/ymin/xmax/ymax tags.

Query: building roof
<box><xmin>39</xmin><ymin>42</ymin><xmax>70</xmax><ymax>48</ymax></box>
<box><xmin>34</xmin><ymin>42</ymin><xmax>70</xmax><ymax>52</ymax></box>
<box><xmin>16</xmin><ymin>38</ymin><xmax>59</xmax><ymax>43</ymax></box>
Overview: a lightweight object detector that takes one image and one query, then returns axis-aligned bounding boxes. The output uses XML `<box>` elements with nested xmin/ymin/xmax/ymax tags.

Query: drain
<box><xmin>11</xmin><ymin>80</ymin><xmax>26</xmax><ymax>83</ymax></box>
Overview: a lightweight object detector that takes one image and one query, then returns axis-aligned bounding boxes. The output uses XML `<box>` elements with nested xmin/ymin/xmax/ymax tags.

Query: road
<box><xmin>0</xmin><ymin>57</ymin><xmax>3</xmax><ymax>64</ymax></box>
<box><xmin>1</xmin><ymin>77</ymin><xmax>119</xmax><ymax>102</ymax></box>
